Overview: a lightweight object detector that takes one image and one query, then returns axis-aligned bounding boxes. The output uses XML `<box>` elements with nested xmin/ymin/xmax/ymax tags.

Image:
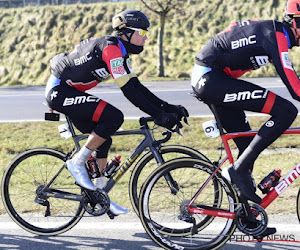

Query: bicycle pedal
<box><xmin>253</xmin><ymin>227</ymin><xmax>277</xmax><ymax>241</ymax></box>
<box><xmin>107</xmin><ymin>210</ymin><xmax>116</xmax><ymax>220</ymax></box>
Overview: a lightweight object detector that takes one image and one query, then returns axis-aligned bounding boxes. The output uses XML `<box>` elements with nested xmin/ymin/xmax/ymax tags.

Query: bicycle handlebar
<box><xmin>139</xmin><ymin>116</ymin><xmax>173</xmax><ymax>145</ymax></box>
<box><xmin>139</xmin><ymin>116</ymin><xmax>155</xmax><ymax>125</ymax></box>
<box><xmin>155</xmin><ymin>131</ymin><xmax>172</xmax><ymax>145</ymax></box>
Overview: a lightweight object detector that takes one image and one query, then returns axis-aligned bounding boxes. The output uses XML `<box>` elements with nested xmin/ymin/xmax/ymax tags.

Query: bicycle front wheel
<box><xmin>1</xmin><ymin>147</ymin><xmax>84</xmax><ymax>236</ymax></box>
<box><xmin>139</xmin><ymin>158</ymin><xmax>238</xmax><ymax>250</ymax></box>
<box><xmin>129</xmin><ymin>145</ymin><xmax>211</xmax><ymax>215</ymax></box>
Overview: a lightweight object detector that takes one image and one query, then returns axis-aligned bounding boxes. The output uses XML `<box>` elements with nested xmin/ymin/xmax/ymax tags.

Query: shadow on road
<box><xmin>0</xmin><ymin>233</ymin><xmax>157</xmax><ymax>250</ymax></box>
<box><xmin>1</xmin><ymin>231</ymin><xmax>299</xmax><ymax>250</ymax></box>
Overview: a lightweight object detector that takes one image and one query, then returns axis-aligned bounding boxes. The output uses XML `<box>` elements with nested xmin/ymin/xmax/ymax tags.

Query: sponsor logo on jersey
<box><xmin>224</xmin><ymin>89</ymin><xmax>267</xmax><ymax>102</ymax></box>
<box><xmin>63</xmin><ymin>96</ymin><xmax>100</xmax><ymax>106</ymax></box>
<box><xmin>111</xmin><ymin>57</ymin><xmax>125</xmax><ymax>76</ymax></box>
<box><xmin>74</xmin><ymin>52</ymin><xmax>92</xmax><ymax>66</ymax></box>
<box><xmin>265</xmin><ymin>120</ymin><xmax>274</xmax><ymax>127</ymax></box>
<box><xmin>231</xmin><ymin>35</ymin><xmax>257</xmax><ymax>50</ymax></box>
<box><xmin>237</xmin><ymin>20</ymin><xmax>250</xmax><ymax>27</ymax></box>
<box><xmin>250</xmin><ymin>56</ymin><xmax>270</xmax><ymax>69</ymax></box>
<box><xmin>281</xmin><ymin>52</ymin><xmax>293</xmax><ymax>71</ymax></box>
<box><xmin>126</xmin><ymin>58</ymin><xmax>134</xmax><ymax>74</ymax></box>
<box><xmin>94</xmin><ymin>68</ymin><xmax>110</xmax><ymax>79</ymax></box>
<box><xmin>50</xmin><ymin>90</ymin><xmax>58</xmax><ymax>100</ymax></box>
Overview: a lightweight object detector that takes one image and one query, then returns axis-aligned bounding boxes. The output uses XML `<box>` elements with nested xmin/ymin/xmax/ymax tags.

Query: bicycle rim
<box><xmin>1</xmin><ymin>147</ymin><xmax>84</xmax><ymax>236</ymax></box>
<box><xmin>139</xmin><ymin>158</ymin><xmax>238</xmax><ymax>250</ymax></box>
<box><xmin>297</xmin><ymin>188</ymin><xmax>300</xmax><ymax>223</ymax></box>
<box><xmin>129</xmin><ymin>145</ymin><xmax>211</xmax><ymax>215</ymax></box>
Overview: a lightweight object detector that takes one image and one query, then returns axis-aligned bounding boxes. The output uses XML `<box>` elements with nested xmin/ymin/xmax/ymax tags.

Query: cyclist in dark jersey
<box><xmin>192</xmin><ymin>0</ymin><xmax>300</xmax><ymax>205</ymax></box>
<box><xmin>45</xmin><ymin>9</ymin><xmax>188</xmax><ymax>215</ymax></box>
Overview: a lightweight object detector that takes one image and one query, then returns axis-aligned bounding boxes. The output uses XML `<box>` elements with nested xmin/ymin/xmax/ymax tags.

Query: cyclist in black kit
<box><xmin>45</xmin><ymin>9</ymin><xmax>188</xmax><ymax>215</ymax></box>
<box><xmin>192</xmin><ymin>0</ymin><xmax>300</xmax><ymax>205</ymax></box>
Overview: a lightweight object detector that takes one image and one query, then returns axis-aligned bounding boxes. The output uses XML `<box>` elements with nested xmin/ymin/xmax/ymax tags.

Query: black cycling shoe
<box><xmin>224</xmin><ymin>167</ymin><xmax>262</xmax><ymax>204</ymax></box>
<box><xmin>254</xmin><ymin>227</ymin><xmax>277</xmax><ymax>240</ymax></box>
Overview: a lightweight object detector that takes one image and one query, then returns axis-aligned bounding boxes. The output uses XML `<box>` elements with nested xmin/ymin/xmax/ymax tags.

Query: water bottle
<box><xmin>103</xmin><ymin>156</ymin><xmax>121</xmax><ymax>178</ymax></box>
<box><xmin>86</xmin><ymin>155</ymin><xmax>101</xmax><ymax>178</ymax></box>
<box><xmin>258</xmin><ymin>169</ymin><xmax>281</xmax><ymax>194</ymax></box>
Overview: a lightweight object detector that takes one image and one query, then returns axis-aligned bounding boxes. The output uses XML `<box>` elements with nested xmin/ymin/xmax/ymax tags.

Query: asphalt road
<box><xmin>0</xmin><ymin>213</ymin><xmax>299</xmax><ymax>249</ymax></box>
<box><xmin>0</xmin><ymin>77</ymin><xmax>299</xmax><ymax>122</ymax></box>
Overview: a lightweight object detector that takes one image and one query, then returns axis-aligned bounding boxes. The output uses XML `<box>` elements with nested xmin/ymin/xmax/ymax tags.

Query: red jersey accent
<box><xmin>92</xmin><ymin>100</ymin><xmax>107</xmax><ymax>122</ymax></box>
<box><xmin>219</xmin><ymin>22</ymin><xmax>237</xmax><ymax>34</ymax></box>
<box><xmin>66</xmin><ymin>79</ymin><xmax>100</xmax><ymax>92</ymax></box>
<box><xmin>102</xmin><ymin>44</ymin><xmax>123</xmax><ymax>79</ymax></box>
<box><xmin>223</xmin><ymin>67</ymin><xmax>253</xmax><ymax>78</ymax></box>
<box><xmin>276</xmin><ymin>32</ymin><xmax>300</xmax><ymax>96</ymax></box>
<box><xmin>261</xmin><ymin>91</ymin><xmax>276</xmax><ymax>114</ymax></box>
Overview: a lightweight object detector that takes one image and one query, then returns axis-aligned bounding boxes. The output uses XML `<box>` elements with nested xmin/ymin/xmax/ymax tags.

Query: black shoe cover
<box><xmin>228</xmin><ymin>167</ymin><xmax>262</xmax><ymax>204</ymax></box>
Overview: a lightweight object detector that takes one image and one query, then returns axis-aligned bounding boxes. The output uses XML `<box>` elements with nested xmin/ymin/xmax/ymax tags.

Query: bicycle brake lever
<box><xmin>174</xmin><ymin>126</ymin><xmax>182</xmax><ymax>136</ymax></box>
<box><xmin>183</xmin><ymin>116</ymin><xmax>190</xmax><ymax>126</ymax></box>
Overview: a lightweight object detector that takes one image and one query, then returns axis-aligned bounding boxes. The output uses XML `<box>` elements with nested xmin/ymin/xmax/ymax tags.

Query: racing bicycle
<box><xmin>138</xmin><ymin>101</ymin><xmax>300</xmax><ymax>249</ymax></box>
<box><xmin>1</xmin><ymin>111</ymin><xmax>208</xmax><ymax>236</ymax></box>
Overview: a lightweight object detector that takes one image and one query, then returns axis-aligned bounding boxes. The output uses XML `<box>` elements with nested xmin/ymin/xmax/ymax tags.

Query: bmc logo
<box><xmin>224</xmin><ymin>90</ymin><xmax>266</xmax><ymax>102</ymax></box>
<box><xmin>74</xmin><ymin>52</ymin><xmax>92</xmax><ymax>66</ymax></box>
<box><xmin>63</xmin><ymin>96</ymin><xmax>99</xmax><ymax>106</ymax></box>
<box><xmin>231</xmin><ymin>35</ymin><xmax>256</xmax><ymax>50</ymax></box>
<box><xmin>275</xmin><ymin>164</ymin><xmax>300</xmax><ymax>194</ymax></box>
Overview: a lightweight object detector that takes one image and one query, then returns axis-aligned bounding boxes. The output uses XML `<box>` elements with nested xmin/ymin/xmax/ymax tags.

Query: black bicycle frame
<box><xmin>40</xmin><ymin>116</ymin><xmax>177</xmax><ymax>201</ymax></box>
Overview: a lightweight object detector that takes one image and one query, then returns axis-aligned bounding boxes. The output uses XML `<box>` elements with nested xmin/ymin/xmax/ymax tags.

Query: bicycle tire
<box><xmin>1</xmin><ymin>147</ymin><xmax>85</xmax><ymax>236</ymax></box>
<box><xmin>297</xmin><ymin>188</ymin><xmax>300</xmax><ymax>223</ymax></box>
<box><xmin>129</xmin><ymin>145</ymin><xmax>211</xmax><ymax>215</ymax></box>
<box><xmin>139</xmin><ymin>157</ymin><xmax>238</xmax><ymax>250</ymax></box>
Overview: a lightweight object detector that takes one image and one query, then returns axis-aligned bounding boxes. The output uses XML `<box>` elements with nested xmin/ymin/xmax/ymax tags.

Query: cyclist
<box><xmin>45</xmin><ymin>9</ymin><xmax>188</xmax><ymax>215</ymax></box>
<box><xmin>191</xmin><ymin>0</ymin><xmax>300</xmax><ymax>205</ymax></box>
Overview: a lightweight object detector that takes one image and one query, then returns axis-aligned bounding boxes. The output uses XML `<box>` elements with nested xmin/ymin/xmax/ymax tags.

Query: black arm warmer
<box><xmin>121</xmin><ymin>77</ymin><xmax>163</xmax><ymax>117</ymax></box>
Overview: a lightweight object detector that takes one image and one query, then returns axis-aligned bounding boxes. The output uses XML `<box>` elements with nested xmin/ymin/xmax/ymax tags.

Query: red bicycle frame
<box><xmin>188</xmin><ymin>126</ymin><xmax>300</xmax><ymax>219</ymax></box>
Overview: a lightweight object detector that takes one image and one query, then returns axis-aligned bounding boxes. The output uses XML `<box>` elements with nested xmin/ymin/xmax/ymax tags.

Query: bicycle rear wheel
<box><xmin>139</xmin><ymin>158</ymin><xmax>238</xmax><ymax>250</ymax></box>
<box><xmin>297</xmin><ymin>188</ymin><xmax>300</xmax><ymax>223</ymax></box>
<box><xmin>1</xmin><ymin>147</ymin><xmax>84</xmax><ymax>236</ymax></box>
<box><xmin>129</xmin><ymin>145</ymin><xmax>211</xmax><ymax>215</ymax></box>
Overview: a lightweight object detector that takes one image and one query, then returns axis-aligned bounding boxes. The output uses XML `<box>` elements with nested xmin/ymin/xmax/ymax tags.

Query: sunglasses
<box><xmin>128</xmin><ymin>27</ymin><xmax>148</xmax><ymax>36</ymax></box>
<box><xmin>293</xmin><ymin>15</ymin><xmax>300</xmax><ymax>28</ymax></box>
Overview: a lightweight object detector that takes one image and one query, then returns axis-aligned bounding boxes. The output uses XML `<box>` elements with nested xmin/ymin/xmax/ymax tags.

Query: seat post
<box><xmin>206</xmin><ymin>103</ymin><xmax>225</xmax><ymax>135</ymax></box>
<box><xmin>65</xmin><ymin>116</ymin><xmax>77</xmax><ymax>137</ymax></box>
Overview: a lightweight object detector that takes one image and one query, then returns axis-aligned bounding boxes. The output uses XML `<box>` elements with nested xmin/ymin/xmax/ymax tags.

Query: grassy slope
<box><xmin>0</xmin><ymin>0</ymin><xmax>297</xmax><ymax>86</ymax></box>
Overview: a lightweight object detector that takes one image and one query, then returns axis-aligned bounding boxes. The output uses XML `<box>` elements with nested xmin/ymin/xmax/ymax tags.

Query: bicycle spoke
<box><xmin>139</xmin><ymin>158</ymin><xmax>238</xmax><ymax>249</ymax></box>
<box><xmin>2</xmin><ymin>148</ymin><xmax>84</xmax><ymax>235</ymax></box>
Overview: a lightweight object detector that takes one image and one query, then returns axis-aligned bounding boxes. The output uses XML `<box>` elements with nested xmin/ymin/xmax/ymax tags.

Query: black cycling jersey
<box><xmin>192</xmin><ymin>19</ymin><xmax>299</xmax><ymax>174</ymax></box>
<box><xmin>195</xmin><ymin>20</ymin><xmax>300</xmax><ymax>101</ymax></box>
<box><xmin>45</xmin><ymin>35</ymin><xmax>166</xmax><ymax>158</ymax></box>
<box><xmin>50</xmin><ymin>36</ymin><xmax>136</xmax><ymax>91</ymax></box>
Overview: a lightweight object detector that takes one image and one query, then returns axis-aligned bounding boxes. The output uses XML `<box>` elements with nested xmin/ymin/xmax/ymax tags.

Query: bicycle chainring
<box><xmin>235</xmin><ymin>203</ymin><xmax>268</xmax><ymax>236</ymax></box>
<box><xmin>82</xmin><ymin>189</ymin><xmax>110</xmax><ymax>216</ymax></box>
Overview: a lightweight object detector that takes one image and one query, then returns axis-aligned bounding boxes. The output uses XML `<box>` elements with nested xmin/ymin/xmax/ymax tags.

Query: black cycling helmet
<box><xmin>112</xmin><ymin>10</ymin><xmax>150</xmax><ymax>31</ymax></box>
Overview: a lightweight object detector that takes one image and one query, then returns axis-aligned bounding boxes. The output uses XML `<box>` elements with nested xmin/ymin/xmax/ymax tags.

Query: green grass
<box><xmin>0</xmin><ymin>116</ymin><xmax>300</xmax><ymax>216</ymax></box>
